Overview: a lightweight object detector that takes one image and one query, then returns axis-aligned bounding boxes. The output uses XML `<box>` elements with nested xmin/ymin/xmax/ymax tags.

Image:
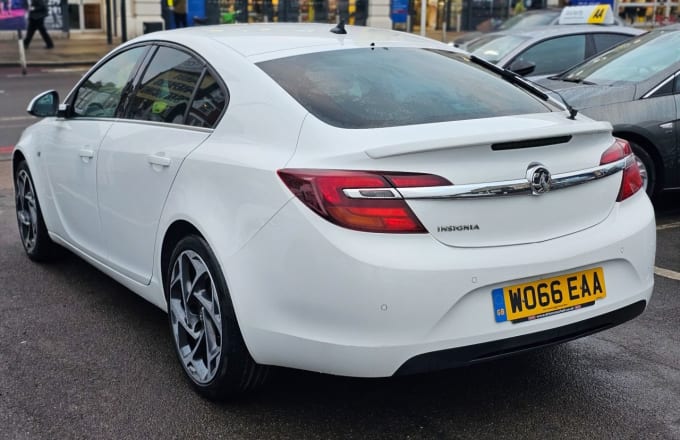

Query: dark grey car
<box><xmin>538</xmin><ymin>26</ymin><xmax>680</xmax><ymax>197</ymax></box>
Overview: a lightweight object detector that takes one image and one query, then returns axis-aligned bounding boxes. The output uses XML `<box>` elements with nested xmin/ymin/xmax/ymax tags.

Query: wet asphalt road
<box><xmin>1</xmin><ymin>67</ymin><xmax>679</xmax><ymax>439</ymax></box>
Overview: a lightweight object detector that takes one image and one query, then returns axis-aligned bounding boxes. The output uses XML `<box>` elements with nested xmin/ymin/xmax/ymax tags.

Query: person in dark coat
<box><xmin>354</xmin><ymin>0</ymin><xmax>367</xmax><ymax>25</ymax></box>
<box><xmin>24</xmin><ymin>0</ymin><xmax>54</xmax><ymax>49</ymax></box>
<box><xmin>172</xmin><ymin>0</ymin><xmax>187</xmax><ymax>28</ymax></box>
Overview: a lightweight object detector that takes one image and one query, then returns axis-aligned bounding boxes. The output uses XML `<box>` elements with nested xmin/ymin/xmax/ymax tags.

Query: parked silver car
<box><xmin>461</xmin><ymin>25</ymin><xmax>644</xmax><ymax>78</ymax></box>
<box><xmin>454</xmin><ymin>8</ymin><xmax>627</xmax><ymax>47</ymax></box>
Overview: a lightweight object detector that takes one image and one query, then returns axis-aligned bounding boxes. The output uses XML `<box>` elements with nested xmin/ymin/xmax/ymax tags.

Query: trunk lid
<box><xmin>292</xmin><ymin>112</ymin><xmax>621</xmax><ymax>248</ymax></box>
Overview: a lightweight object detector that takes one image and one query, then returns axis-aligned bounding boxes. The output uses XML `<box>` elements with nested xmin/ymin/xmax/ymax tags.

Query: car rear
<box><xmin>224</xmin><ymin>42</ymin><xmax>655</xmax><ymax>377</ymax></box>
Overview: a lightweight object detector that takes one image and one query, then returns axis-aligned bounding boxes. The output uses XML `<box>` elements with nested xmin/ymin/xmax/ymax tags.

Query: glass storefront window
<box><xmin>211</xmin><ymin>0</ymin><xmax>366</xmax><ymax>23</ymax></box>
<box><xmin>67</xmin><ymin>0</ymin><xmax>101</xmax><ymax>30</ymax></box>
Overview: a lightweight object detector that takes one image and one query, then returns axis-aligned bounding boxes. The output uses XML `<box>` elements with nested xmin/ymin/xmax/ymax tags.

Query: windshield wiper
<box><xmin>559</xmin><ymin>77</ymin><xmax>597</xmax><ymax>85</ymax></box>
<box><xmin>469</xmin><ymin>55</ymin><xmax>578</xmax><ymax>120</ymax></box>
<box><xmin>470</xmin><ymin>55</ymin><xmax>549</xmax><ymax>101</ymax></box>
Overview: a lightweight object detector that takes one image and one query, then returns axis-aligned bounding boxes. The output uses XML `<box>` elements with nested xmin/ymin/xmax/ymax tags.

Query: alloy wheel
<box><xmin>15</xmin><ymin>169</ymin><xmax>38</xmax><ymax>252</ymax></box>
<box><xmin>169</xmin><ymin>250</ymin><xmax>223</xmax><ymax>384</ymax></box>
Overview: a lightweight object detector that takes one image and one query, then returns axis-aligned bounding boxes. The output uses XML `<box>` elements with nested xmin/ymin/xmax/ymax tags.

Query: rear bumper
<box><xmin>222</xmin><ymin>190</ymin><xmax>655</xmax><ymax>377</ymax></box>
<box><xmin>395</xmin><ymin>300</ymin><xmax>646</xmax><ymax>375</ymax></box>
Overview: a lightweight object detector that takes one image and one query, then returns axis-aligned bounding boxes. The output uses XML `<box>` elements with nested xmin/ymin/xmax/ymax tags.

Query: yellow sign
<box><xmin>492</xmin><ymin>267</ymin><xmax>606</xmax><ymax>323</ymax></box>
<box><xmin>588</xmin><ymin>4</ymin><xmax>610</xmax><ymax>24</ymax></box>
<box><xmin>558</xmin><ymin>5</ymin><xmax>615</xmax><ymax>25</ymax></box>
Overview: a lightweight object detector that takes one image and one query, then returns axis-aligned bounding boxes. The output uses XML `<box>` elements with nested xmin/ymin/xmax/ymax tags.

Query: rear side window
<box><xmin>593</xmin><ymin>33</ymin><xmax>631</xmax><ymax>53</ymax></box>
<box><xmin>258</xmin><ymin>48</ymin><xmax>549</xmax><ymax>129</ymax></box>
<box><xmin>126</xmin><ymin>46</ymin><xmax>204</xmax><ymax>125</ymax></box>
<box><xmin>186</xmin><ymin>71</ymin><xmax>228</xmax><ymax>128</ymax></box>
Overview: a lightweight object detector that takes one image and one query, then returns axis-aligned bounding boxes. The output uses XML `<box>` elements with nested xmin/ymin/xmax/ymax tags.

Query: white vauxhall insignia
<box><xmin>13</xmin><ymin>23</ymin><xmax>655</xmax><ymax>399</ymax></box>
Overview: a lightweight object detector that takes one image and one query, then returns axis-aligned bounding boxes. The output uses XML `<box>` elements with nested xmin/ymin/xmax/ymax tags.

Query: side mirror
<box><xmin>509</xmin><ymin>59</ymin><xmax>536</xmax><ymax>77</ymax></box>
<box><xmin>27</xmin><ymin>90</ymin><xmax>59</xmax><ymax>117</ymax></box>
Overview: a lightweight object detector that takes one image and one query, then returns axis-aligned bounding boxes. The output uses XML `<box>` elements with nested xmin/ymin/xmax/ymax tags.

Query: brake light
<box><xmin>277</xmin><ymin>169</ymin><xmax>451</xmax><ymax>233</ymax></box>
<box><xmin>599</xmin><ymin>138</ymin><xmax>643</xmax><ymax>202</ymax></box>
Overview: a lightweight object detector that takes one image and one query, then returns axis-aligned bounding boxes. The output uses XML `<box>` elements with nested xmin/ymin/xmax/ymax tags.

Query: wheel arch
<box><xmin>12</xmin><ymin>149</ymin><xmax>27</xmax><ymax>180</ymax></box>
<box><xmin>159</xmin><ymin>220</ymin><xmax>270</xmax><ymax>395</ymax></box>
<box><xmin>160</xmin><ymin>219</ymin><xmax>204</xmax><ymax>293</ymax></box>
<box><xmin>611</xmin><ymin>130</ymin><xmax>664</xmax><ymax>189</ymax></box>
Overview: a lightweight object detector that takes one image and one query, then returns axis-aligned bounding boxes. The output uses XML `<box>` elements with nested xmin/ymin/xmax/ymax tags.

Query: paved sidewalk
<box><xmin>0</xmin><ymin>27</ymin><xmax>462</xmax><ymax>68</ymax></box>
<box><xmin>0</xmin><ymin>33</ymin><xmax>119</xmax><ymax>67</ymax></box>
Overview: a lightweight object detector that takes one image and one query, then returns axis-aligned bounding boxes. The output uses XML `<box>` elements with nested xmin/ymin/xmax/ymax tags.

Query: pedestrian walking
<box><xmin>23</xmin><ymin>0</ymin><xmax>54</xmax><ymax>50</ymax></box>
<box><xmin>172</xmin><ymin>0</ymin><xmax>187</xmax><ymax>28</ymax></box>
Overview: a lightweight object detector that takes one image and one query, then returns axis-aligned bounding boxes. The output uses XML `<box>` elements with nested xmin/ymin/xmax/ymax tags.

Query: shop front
<box><xmin>38</xmin><ymin>0</ymin><xmax>102</xmax><ymax>32</ymax></box>
<box><xmin>408</xmin><ymin>0</ymin><xmax>517</xmax><ymax>32</ymax></box>
<box><xmin>163</xmin><ymin>0</ymin><xmax>368</xmax><ymax>27</ymax></box>
<box><xmin>67</xmin><ymin>0</ymin><xmax>102</xmax><ymax>31</ymax></box>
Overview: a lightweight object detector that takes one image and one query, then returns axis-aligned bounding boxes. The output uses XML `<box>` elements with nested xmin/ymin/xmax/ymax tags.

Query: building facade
<box><xmin>39</xmin><ymin>0</ymin><xmax>386</xmax><ymax>38</ymax></box>
<box><xmin>4</xmin><ymin>0</ymin><xmax>677</xmax><ymax>40</ymax></box>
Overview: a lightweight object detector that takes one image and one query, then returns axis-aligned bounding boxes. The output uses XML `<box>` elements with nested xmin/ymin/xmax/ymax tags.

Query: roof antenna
<box><xmin>563</xmin><ymin>98</ymin><xmax>579</xmax><ymax>120</ymax></box>
<box><xmin>551</xmin><ymin>88</ymin><xmax>578</xmax><ymax>120</ymax></box>
<box><xmin>330</xmin><ymin>20</ymin><xmax>347</xmax><ymax>35</ymax></box>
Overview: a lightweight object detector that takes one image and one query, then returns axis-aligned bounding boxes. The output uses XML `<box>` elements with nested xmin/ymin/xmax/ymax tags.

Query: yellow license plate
<box><xmin>492</xmin><ymin>267</ymin><xmax>606</xmax><ymax>323</ymax></box>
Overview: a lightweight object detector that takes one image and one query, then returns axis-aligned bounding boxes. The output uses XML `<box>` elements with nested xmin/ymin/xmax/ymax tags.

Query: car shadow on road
<box><xmin>654</xmin><ymin>191</ymin><xmax>680</xmax><ymax>221</ymax></box>
<box><xmin>3</xmin><ymin>225</ymin><xmax>670</xmax><ymax>438</ymax></box>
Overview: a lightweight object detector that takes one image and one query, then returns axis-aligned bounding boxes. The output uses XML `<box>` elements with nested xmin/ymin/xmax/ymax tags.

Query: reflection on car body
<box><xmin>127</xmin><ymin>51</ymin><xmax>204</xmax><ymax>124</ymax></box>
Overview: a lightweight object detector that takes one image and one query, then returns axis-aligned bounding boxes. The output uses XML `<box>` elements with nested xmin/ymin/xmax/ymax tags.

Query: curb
<box><xmin>0</xmin><ymin>146</ymin><xmax>14</xmax><ymax>162</ymax></box>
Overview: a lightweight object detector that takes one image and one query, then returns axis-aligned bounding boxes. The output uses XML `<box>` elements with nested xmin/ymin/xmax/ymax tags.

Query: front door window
<box><xmin>73</xmin><ymin>46</ymin><xmax>147</xmax><ymax>118</ymax></box>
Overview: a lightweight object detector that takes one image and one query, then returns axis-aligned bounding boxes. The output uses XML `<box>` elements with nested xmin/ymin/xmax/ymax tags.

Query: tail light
<box><xmin>599</xmin><ymin>138</ymin><xmax>643</xmax><ymax>202</ymax></box>
<box><xmin>277</xmin><ymin>169</ymin><xmax>451</xmax><ymax>233</ymax></box>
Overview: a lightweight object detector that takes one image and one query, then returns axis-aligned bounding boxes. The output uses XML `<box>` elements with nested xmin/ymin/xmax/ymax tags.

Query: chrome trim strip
<box><xmin>343</xmin><ymin>188</ymin><xmax>401</xmax><ymax>199</ymax></box>
<box><xmin>395</xmin><ymin>157</ymin><xmax>630</xmax><ymax>200</ymax></box>
<box><xmin>642</xmin><ymin>72</ymin><xmax>679</xmax><ymax>99</ymax></box>
<box><xmin>60</xmin><ymin>118</ymin><xmax>215</xmax><ymax>134</ymax></box>
<box><xmin>114</xmin><ymin>119</ymin><xmax>215</xmax><ymax>133</ymax></box>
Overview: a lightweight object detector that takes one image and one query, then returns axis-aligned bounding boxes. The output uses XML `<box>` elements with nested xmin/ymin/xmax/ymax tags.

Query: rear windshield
<box><xmin>257</xmin><ymin>48</ymin><xmax>550</xmax><ymax>129</ymax></box>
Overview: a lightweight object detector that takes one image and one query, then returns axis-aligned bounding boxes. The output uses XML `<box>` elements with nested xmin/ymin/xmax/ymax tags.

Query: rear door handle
<box><xmin>147</xmin><ymin>154</ymin><xmax>171</xmax><ymax>167</ymax></box>
<box><xmin>78</xmin><ymin>148</ymin><xmax>94</xmax><ymax>163</ymax></box>
<box><xmin>78</xmin><ymin>148</ymin><xmax>94</xmax><ymax>158</ymax></box>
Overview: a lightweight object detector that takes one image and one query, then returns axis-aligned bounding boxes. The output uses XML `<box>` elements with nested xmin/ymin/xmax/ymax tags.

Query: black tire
<box><xmin>629</xmin><ymin>141</ymin><xmax>656</xmax><ymax>198</ymax></box>
<box><xmin>165</xmin><ymin>235</ymin><xmax>268</xmax><ymax>400</ymax></box>
<box><xmin>14</xmin><ymin>160</ymin><xmax>57</xmax><ymax>261</ymax></box>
